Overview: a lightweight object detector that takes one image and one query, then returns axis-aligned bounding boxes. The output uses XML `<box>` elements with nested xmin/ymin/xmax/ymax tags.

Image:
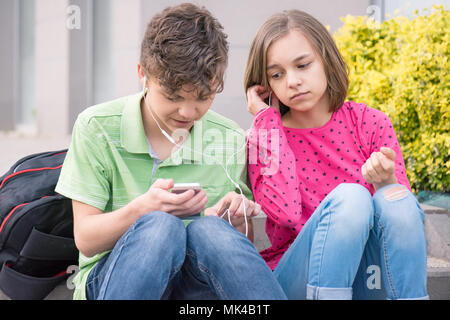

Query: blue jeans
<box><xmin>274</xmin><ymin>183</ymin><xmax>429</xmax><ymax>300</ymax></box>
<box><xmin>86</xmin><ymin>211</ymin><xmax>287</xmax><ymax>300</ymax></box>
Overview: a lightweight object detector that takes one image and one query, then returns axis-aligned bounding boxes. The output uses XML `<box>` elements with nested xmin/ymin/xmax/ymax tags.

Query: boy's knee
<box><xmin>186</xmin><ymin>216</ymin><xmax>244</xmax><ymax>252</ymax></box>
<box><xmin>135</xmin><ymin>211</ymin><xmax>186</xmax><ymax>242</ymax></box>
<box><xmin>187</xmin><ymin>216</ymin><xmax>230</xmax><ymax>240</ymax></box>
<box><xmin>138</xmin><ymin>210</ymin><xmax>180</xmax><ymax>225</ymax></box>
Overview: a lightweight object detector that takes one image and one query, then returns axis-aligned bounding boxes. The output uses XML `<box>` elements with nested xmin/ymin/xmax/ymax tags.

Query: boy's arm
<box><xmin>57</xmin><ymin>115</ymin><xmax>207</xmax><ymax>257</ymax></box>
<box><xmin>72</xmin><ymin>200</ymin><xmax>141</xmax><ymax>258</ymax></box>
<box><xmin>55</xmin><ymin>115</ymin><xmax>131</xmax><ymax>257</ymax></box>
<box><xmin>73</xmin><ymin>178</ymin><xmax>208</xmax><ymax>257</ymax></box>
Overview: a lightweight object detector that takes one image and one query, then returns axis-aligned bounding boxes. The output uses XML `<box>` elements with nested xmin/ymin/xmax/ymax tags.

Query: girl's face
<box><xmin>266</xmin><ymin>29</ymin><xmax>329</xmax><ymax>113</ymax></box>
<box><xmin>144</xmin><ymin>77</ymin><xmax>214</xmax><ymax>133</ymax></box>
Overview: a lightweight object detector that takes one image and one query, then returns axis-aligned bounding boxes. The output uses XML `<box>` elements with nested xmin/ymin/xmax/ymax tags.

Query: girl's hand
<box><xmin>246</xmin><ymin>85</ymin><xmax>280</xmax><ymax>116</ymax></box>
<box><xmin>204</xmin><ymin>191</ymin><xmax>261</xmax><ymax>221</ymax></box>
<box><xmin>204</xmin><ymin>192</ymin><xmax>261</xmax><ymax>237</ymax></box>
<box><xmin>361</xmin><ymin>147</ymin><xmax>398</xmax><ymax>191</ymax></box>
<box><xmin>131</xmin><ymin>179</ymin><xmax>208</xmax><ymax>218</ymax></box>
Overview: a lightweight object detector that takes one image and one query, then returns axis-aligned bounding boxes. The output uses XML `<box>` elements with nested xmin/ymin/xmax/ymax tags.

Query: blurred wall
<box><xmin>1</xmin><ymin>0</ymin><xmax>373</xmax><ymax>136</ymax></box>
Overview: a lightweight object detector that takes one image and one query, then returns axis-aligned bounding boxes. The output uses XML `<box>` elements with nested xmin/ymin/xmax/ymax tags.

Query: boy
<box><xmin>56</xmin><ymin>3</ymin><xmax>286</xmax><ymax>300</ymax></box>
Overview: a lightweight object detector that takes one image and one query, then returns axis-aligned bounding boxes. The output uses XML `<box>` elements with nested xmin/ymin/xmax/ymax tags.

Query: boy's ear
<box><xmin>137</xmin><ymin>63</ymin><xmax>146</xmax><ymax>83</ymax></box>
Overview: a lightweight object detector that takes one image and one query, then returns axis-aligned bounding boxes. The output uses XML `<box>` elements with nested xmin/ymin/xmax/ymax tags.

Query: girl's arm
<box><xmin>359</xmin><ymin>106</ymin><xmax>411</xmax><ymax>192</ymax></box>
<box><xmin>247</xmin><ymin>107</ymin><xmax>302</xmax><ymax>229</ymax></box>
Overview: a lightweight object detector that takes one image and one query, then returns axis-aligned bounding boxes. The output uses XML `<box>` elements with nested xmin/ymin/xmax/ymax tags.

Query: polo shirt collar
<box><xmin>120</xmin><ymin>91</ymin><xmax>206</xmax><ymax>162</ymax></box>
<box><xmin>120</xmin><ymin>91</ymin><xmax>149</xmax><ymax>154</ymax></box>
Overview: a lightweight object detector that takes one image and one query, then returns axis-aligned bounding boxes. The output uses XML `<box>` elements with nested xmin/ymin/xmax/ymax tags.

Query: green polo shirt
<box><xmin>55</xmin><ymin>91</ymin><xmax>253</xmax><ymax>300</ymax></box>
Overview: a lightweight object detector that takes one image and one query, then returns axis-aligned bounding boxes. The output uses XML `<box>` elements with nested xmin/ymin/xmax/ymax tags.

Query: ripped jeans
<box><xmin>274</xmin><ymin>183</ymin><xmax>429</xmax><ymax>300</ymax></box>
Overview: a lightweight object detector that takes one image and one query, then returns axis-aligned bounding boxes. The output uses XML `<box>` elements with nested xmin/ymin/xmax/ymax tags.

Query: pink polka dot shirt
<box><xmin>247</xmin><ymin>101</ymin><xmax>411</xmax><ymax>270</ymax></box>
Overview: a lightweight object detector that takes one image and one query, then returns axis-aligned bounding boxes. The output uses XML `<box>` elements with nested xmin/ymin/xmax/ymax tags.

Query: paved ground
<box><xmin>0</xmin><ymin>132</ymin><xmax>71</xmax><ymax>174</ymax></box>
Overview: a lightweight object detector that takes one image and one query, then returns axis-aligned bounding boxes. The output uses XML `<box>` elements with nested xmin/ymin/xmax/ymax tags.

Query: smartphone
<box><xmin>171</xmin><ymin>183</ymin><xmax>202</xmax><ymax>194</ymax></box>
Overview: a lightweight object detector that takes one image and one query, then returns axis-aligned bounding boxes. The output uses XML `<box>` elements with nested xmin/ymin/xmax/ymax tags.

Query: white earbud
<box><xmin>142</xmin><ymin>77</ymin><xmax>177</xmax><ymax>145</ymax></box>
<box><xmin>160</xmin><ymin>127</ymin><xmax>177</xmax><ymax>145</ymax></box>
<box><xmin>142</xmin><ymin>76</ymin><xmax>147</xmax><ymax>93</ymax></box>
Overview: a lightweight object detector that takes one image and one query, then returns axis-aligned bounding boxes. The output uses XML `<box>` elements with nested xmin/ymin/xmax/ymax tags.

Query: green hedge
<box><xmin>333</xmin><ymin>5</ymin><xmax>449</xmax><ymax>192</ymax></box>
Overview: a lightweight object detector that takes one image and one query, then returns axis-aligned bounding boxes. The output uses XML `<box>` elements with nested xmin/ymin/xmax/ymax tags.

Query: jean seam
<box><xmin>312</xmin><ymin>208</ymin><xmax>332</xmax><ymax>296</ymax></box>
<box><xmin>160</xmin><ymin>260</ymin><xmax>184</xmax><ymax>299</ymax></box>
<box><xmin>185</xmin><ymin>250</ymin><xmax>208</xmax><ymax>283</ymax></box>
<box><xmin>187</xmin><ymin>249</ymin><xmax>228</xmax><ymax>299</ymax></box>
<box><xmin>86</xmin><ymin>268</ymin><xmax>100</xmax><ymax>288</ymax></box>
<box><xmin>96</xmin><ymin>223</ymin><xmax>136</xmax><ymax>300</ymax></box>
<box><xmin>375</xmin><ymin>211</ymin><xmax>398</xmax><ymax>300</ymax></box>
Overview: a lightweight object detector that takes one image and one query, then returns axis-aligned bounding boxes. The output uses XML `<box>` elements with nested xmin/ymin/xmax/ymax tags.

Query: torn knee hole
<box><xmin>383</xmin><ymin>185</ymin><xmax>408</xmax><ymax>201</ymax></box>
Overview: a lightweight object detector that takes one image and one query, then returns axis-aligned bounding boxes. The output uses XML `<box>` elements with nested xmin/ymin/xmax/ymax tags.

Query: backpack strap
<box><xmin>0</xmin><ymin>262</ymin><xmax>68</xmax><ymax>300</ymax></box>
<box><xmin>20</xmin><ymin>228</ymin><xmax>78</xmax><ymax>261</ymax></box>
<box><xmin>0</xmin><ymin>228</ymin><xmax>78</xmax><ymax>299</ymax></box>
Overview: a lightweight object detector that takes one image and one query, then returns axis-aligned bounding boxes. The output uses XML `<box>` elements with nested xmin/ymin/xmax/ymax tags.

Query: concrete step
<box><xmin>421</xmin><ymin>204</ymin><xmax>450</xmax><ymax>300</ymax></box>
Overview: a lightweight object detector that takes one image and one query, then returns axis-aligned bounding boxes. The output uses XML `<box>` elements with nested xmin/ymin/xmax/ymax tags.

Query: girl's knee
<box><xmin>373</xmin><ymin>185</ymin><xmax>425</xmax><ymax>227</ymax></box>
<box><xmin>374</xmin><ymin>184</ymin><xmax>410</xmax><ymax>202</ymax></box>
<box><xmin>372</xmin><ymin>186</ymin><xmax>426</xmax><ymax>252</ymax></box>
<box><xmin>334</xmin><ymin>183</ymin><xmax>372</xmax><ymax>201</ymax></box>
<box><xmin>328</xmin><ymin>183</ymin><xmax>374</xmax><ymax>227</ymax></box>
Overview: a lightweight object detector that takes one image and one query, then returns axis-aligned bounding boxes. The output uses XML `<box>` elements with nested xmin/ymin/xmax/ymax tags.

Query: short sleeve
<box><xmin>55</xmin><ymin>115</ymin><xmax>111</xmax><ymax>211</ymax></box>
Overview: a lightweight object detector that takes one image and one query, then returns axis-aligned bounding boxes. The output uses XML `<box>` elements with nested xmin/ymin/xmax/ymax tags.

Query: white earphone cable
<box><xmin>142</xmin><ymin>78</ymin><xmax>273</xmax><ymax>237</ymax></box>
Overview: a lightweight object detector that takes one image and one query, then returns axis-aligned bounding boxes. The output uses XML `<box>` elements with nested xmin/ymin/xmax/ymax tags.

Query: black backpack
<box><xmin>0</xmin><ymin>150</ymin><xmax>78</xmax><ymax>300</ymax></box>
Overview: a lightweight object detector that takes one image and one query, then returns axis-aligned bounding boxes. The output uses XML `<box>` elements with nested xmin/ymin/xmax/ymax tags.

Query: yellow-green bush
<box><xmin>334</xmin><ymin>5</ymin><xmax>449</xmax><ymax>192</ymax></box>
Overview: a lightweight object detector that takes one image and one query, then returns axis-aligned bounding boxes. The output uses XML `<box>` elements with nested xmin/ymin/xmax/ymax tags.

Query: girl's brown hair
<box><xmin>140</xmin><ymin>3</ymin><xmax>229</xmax><ymax>99</ymax></box>
<box><xmin>244</xmin><ymin>10</ymin><xmax>349</xmax><ymax>115</ymax></box>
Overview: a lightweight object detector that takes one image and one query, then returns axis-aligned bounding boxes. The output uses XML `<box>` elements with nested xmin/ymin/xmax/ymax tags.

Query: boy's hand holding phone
<box><xmin>131</xmin><ymin>179</ymin><xmax>208</xmax><ymax>219</ymax></box>
<box><xmin>246</xmin><ymin>85</ymin><xmax>280</xmax><ymax>116</ymax></box>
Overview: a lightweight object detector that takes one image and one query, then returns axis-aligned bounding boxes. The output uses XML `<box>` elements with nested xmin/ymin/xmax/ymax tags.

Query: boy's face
<box><xmin>144</xmin><ymin>76</ymin><xmax>215</xmax><ymax>133</ymax></box>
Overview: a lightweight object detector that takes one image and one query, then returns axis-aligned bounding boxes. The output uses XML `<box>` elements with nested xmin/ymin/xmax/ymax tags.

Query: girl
<box><xmin>245</xmin><ymin>10</ymin><xmax>428</xmax><ymax>300</ymax></box>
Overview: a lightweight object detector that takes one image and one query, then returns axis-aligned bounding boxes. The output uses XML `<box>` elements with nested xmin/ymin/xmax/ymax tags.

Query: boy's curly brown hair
<box><xmin>140</xmin><ymin>3</ymin><xmax>229</xmax><ymax>99</ymax></box>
